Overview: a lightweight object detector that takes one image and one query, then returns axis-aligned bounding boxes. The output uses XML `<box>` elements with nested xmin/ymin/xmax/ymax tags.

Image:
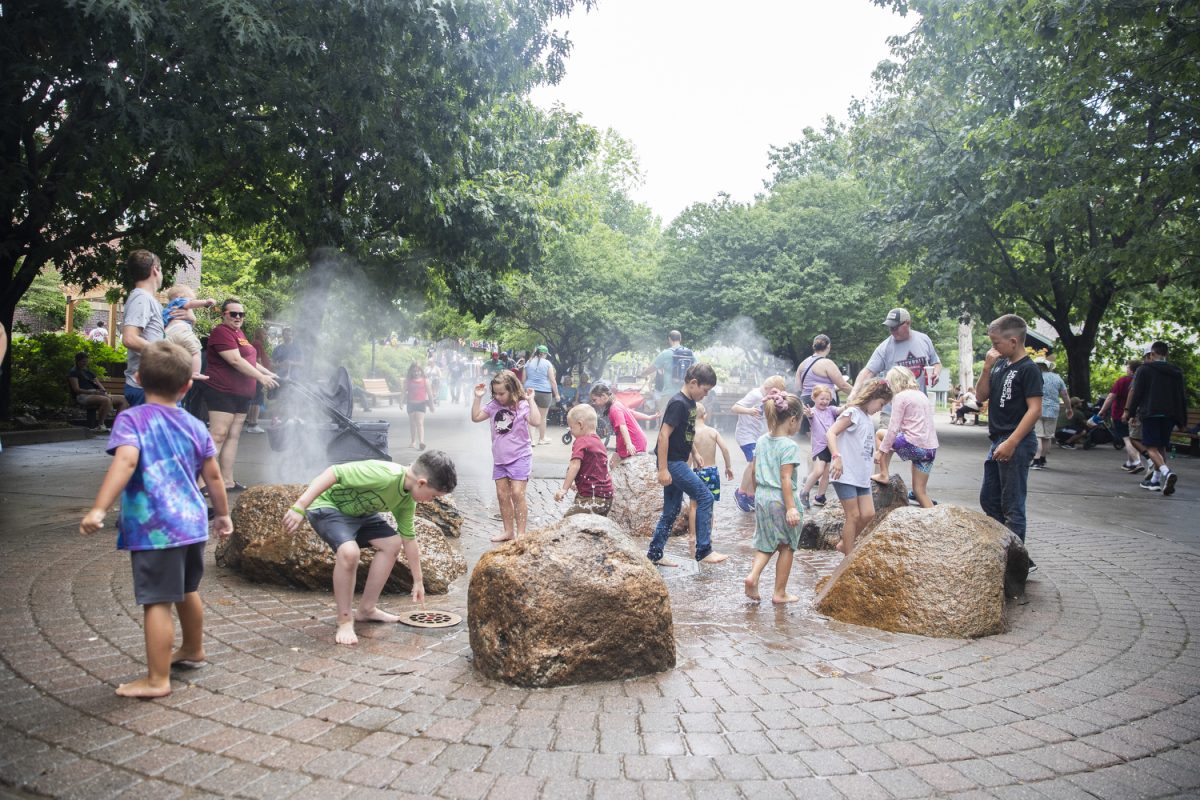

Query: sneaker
<box><xmin>1058</xmin><ymin>443</ymin><xmax>1076</xmax><ymax>450</ymax></box>
<box><xmin>1140</xmin><ymin>475</ymin><xmax>1161</xmax><ymax>491</ymax></box>
<box><xmin>1120</xmin><ymin>462</ymin><xmax>1138</xmax><ymax>472</ymax></box>
<box><xmin>1028</xmin><ymin>559</ymin><xmax>1038</xmax><ymax>574</ymax></box>
<box><xmin>243</xmin><ymin>424</ymin><xmax>265</xmax><ymax>434</ymax></box>
<box><xmin>734</xmin><ymin>489</ymin><xmax>754</xmax><ymax>513</ymax></box>
<box><xmin>1162</xmin><ymin>472</ymin><xmax>1178</xmax><ymax>496</ymax></box>
<box><xmin>1128</xmin><ymin>463</ymin><xmax>1145</xmax><ymax>475</ymax></box>
<box><xmin>813</xmin><ymin>495</ymin><xmax>827</xmax><ymax>507</ymax></box>
<box><xmin>799</xmin><ymin>491</ymin><xmax>811</xmax><ymax>510</ymax></box>
<box><xmin>1030</xmin><ymin>459</ymin><xmax>1043</xmax><ymax>470</ymax></box>
<box><xmin>91</xmin><ymin>424</ymin><xmax>110</xmax><ymax>434</ymax></box>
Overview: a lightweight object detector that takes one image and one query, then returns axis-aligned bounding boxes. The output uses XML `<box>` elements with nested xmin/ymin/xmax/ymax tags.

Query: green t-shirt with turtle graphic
<box><xmin>308</xmin><ymin>460</ymin><xmax>415</xmax><ymax>539</ymax></box>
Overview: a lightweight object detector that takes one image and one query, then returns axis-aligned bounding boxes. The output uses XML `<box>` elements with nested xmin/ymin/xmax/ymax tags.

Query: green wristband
<box><xmin>291</xmin><ymin>505</ymin><xmax>306</xmax><ymax>515</ymax></box>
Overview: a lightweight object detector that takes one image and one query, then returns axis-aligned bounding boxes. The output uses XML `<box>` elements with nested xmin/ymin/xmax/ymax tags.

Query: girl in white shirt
<box><xmin>827</xmin><ymin>379</ymin><xmax>894</xmax><ymax>556</ymax></box>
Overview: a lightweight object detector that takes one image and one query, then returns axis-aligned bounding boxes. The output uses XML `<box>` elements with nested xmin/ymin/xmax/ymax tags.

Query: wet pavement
<box><xmin>1</xmin><ymin>401</ymin><xmax>1198</xmax><ymax>798</ymax></box>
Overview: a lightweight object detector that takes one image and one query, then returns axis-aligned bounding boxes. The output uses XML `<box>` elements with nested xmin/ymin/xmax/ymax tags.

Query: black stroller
<box><xmin>560</xmin><ymin>404</ymin><xmax>614</xmax><ymax>447</ymax></box>
<box><xmin>266</xmin><ymin>367</ymin><xmax>392</xmax><ymax>465</ymax></box>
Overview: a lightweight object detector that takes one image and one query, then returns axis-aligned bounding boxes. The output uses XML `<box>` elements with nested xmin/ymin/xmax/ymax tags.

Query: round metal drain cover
<box><xmin>399</xmin><ymin>610</ymin><xmax>462</xmax><ymax>628</ymax></box>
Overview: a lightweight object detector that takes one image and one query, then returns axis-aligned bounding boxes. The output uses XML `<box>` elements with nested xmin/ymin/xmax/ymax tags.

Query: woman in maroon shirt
<box><xmin>204</xmin><ymin>298</ymin><xmax>278</xmax><ymax>490</ymax></box>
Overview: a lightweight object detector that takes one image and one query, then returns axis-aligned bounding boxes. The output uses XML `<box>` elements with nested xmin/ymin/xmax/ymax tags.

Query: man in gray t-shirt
<box><xmin>121</xmin><ymin>250</ymin><xmax>165</xmax><ymax>406</ymax></box>
<box><xmin>855</xmin><ymin>307</ymin><xmax>941</xmax><ymax>395</ymax></box>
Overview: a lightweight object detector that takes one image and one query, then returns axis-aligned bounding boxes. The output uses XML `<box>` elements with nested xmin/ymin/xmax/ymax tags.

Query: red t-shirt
<box><xmin>206</xmin><ymin>323</ymin><xmax>258</xmax><ymax>397</ymax></box>
<box><xmin>1110</xmin><ymin>374</ymin><xmax>1133</xmax><ymax>421</ymax></box>
<box><xmin>407</xmin><ymin>377</ymin><xmax>429</xmax><ymax>403</ymax></box>
<box><xmin>607</xmin><ymin>401</ymin><xmax>648</xmax><ymax>459</ymax></box>
<box><xmin>571</xmin><ymin>433</ymin><xmax>613</xmax><ymax>498</ymax></box>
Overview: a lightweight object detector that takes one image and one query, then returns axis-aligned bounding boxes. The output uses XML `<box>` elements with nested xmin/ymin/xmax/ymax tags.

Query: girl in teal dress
<box><xmin>744</xmin><ymin>389</ymin><xmax>805</xmax><ymax>604</ymax></box>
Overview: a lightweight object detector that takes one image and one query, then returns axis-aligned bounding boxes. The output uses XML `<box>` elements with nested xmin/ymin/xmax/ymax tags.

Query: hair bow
<box><xmin>764</xmin><ymin>388</ymin><xmax>789</xmax><ymax>411</ymax></box>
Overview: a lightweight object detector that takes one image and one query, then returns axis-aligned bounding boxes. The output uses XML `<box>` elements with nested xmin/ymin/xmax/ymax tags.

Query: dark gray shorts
<box><xmin>307</xmin><ymin>507</ymin><xmax>400</xmax><ymax>553</ymax></box>
<box><xmin>130</xmin><ymin>542</ymin><xmax>205</xmax><ymax>605</ymax></box>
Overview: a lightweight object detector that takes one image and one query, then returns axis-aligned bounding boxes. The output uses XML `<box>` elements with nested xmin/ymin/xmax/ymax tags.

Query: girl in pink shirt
<box><xmin>874</xmin><ymin>366</ymin><xmax>939</xmax><ymax>507</ymax></box>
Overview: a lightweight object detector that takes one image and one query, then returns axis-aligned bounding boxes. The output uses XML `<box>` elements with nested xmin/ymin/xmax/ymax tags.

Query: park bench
<box><xmin>1170</xmin><ymin>409</ymin><xmax>1200</xmax><ymax>456</ymax></box>
<box><xmin>360</xmin><ymin>378</ymin><xmax>402</xmax><ymax>410</ymax></box>
<box><xmin>67</xmin><ymin>376</ymin><xmax>126</xmax><ymax>428</ymax></box>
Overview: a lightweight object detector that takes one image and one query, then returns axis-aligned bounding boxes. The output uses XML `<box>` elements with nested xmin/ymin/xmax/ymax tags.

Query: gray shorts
<box><xmin>307</xmin><ymin>507</ymin><xmax>400</xmax><ymax>553</ymax></box>
<box><xmin>130</xmin><ymin>542</ymin><xmax>205</xmax><ymax>605</ymax></box>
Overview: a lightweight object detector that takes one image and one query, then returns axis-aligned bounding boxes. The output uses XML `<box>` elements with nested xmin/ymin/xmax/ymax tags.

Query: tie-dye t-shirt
<box><xmin>106</xmin><ymin>404</ymin><xmax>216</xmax><ymax>551</ymax></box>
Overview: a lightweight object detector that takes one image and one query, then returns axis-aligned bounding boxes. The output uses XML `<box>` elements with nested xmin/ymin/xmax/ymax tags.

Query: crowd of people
<box><xmin>65</xmin><ymin>262</ymin><xmax>1192</xmax><ymax>696</ymax></box>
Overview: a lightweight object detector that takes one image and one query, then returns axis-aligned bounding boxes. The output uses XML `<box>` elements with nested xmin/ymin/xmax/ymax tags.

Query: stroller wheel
<box><xmin>561</xmin><ymin>431</ymin><xmax>573</xmax><ymax>445</ymax></box>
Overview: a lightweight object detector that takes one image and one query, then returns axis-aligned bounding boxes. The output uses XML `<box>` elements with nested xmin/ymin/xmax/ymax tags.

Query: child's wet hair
<box><xmin>846</xmin><ymin>378</ymin><xmax>894</xmax><ymax>409</ymax></box>
<box><xmin>811</xmin><ymin>384</ymin><xmax>834</xmax><ymax>401</ymax></box>
<box><xmin>138</xmin><ymin>340</ymin><xmax>193</xmax><ymax>395</ymax></box>
<box><xmin>588</xmin><ymin>382</ymin><xmax>612</xmax><ymax>400</ymax></box>
<box><xmin>763</xmin><ymin>375</ymin><xmax>786</xmax><ymax>392</ymax></box>
<box><xmin>685</xmin><ymin>363</ymin><xmax>717</xmax><ymax>387</ymax></box>
<box><xmin>412</xmin><ymin>449</ymin><xmax>457</xmax><ymax>493</ymax></box>
<box><xmin>491</xmin><ymin>369</ymin><xmax>525</xmax><ymax>404</ymax></box>
<box><xmin>762</xmin><ymin>389</ymin><xmax>803</xmax><ymax>429</ymax></box>
<box><xmin>567</xmin><ymin>403</ymin><xmax>597</xmax><ymax>430</ymax></box>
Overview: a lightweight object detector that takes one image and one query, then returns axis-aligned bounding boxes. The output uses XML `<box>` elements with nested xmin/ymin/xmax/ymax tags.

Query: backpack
<box><xmin>670</xmin><ymin>346</ymin><xmax>695</xmax><ymax>382</ymax></box>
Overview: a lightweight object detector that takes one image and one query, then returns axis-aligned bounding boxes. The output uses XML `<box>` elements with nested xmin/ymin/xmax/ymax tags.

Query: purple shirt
<box><xmin>484</xmin><ymin>398</ymin><xmax>532</xmax><ymax>465</ymax></box>
<box><xmin>106</xmin><ymin>404</ymin><xmax>216</xmax><ymax>550</ymax></box>
<box><xmin>810</xmin><ymin>405</ymin><xmax>839</xmax><ymax>454</ymax></box>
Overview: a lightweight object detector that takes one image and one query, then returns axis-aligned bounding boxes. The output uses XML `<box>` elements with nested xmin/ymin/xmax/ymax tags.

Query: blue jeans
<box><xmin>124</xmin><ymin>385</ymin><xmax>145</xmax><ymax>407</ymax></box>
<box><xmin>647</xmin><ymin>460</ymin><xmax>714</xmax><ymax>562</ymax></box>
<box><xmin>980</xmin><ymin>432</ymin><xmax>1037</xmax><ymax>542</ymax></box>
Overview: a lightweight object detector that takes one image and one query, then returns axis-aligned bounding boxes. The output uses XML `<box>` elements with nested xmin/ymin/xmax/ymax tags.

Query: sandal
<box><xmin>226</xmin><ymin>482</ymin><xmax>248</xmax><ymax>492</ymax></box>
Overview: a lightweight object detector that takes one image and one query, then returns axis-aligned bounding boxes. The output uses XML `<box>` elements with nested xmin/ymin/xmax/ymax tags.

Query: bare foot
<box><xmin>490</xmin><ymin>533</ymin><xmax>515</xmax><ymax>543</ymax></box>
<box><xmin>700</xmin><ymin>552</ymin><xmax>729</xmax><ymax>564</ymax></box>
<box><xmin>115</xmin><ymin>677</ymin><xmax>171</xmax><ymax>698</ymax></box>
<box><xmin>335</xmin><ymin>620</ymin><xmax>358</xmax><ymax>646</ymax></box>
<box><xmin>356</xmin><ymin>608</ymin><xmax>401</xmax><ymax>624</ymax></box>
<box><xmin>652</xmin><ymin>557</ymin><xmax>680</xmax><ymax>567</ymax></box>
<box><xmin>744</xmin><ymin>576</ymin><xmax>760</xmax><ymax>601</ymax></box>
<box><xmin>870</xmin><ymin>474</ymin><xmax>889</xmax><ymax>485</ymax></box>
<box><xmin>170</xmin><ymin>648</ymin><xmax>207</xmax><ymax>669</ymax></box>
<box><xmin>772</xmin><ymin>593</ymin><xmax>800</xmax><ymax>604</ymax></box>
<box><xmin>836</xmin><ymin>540</ymin><xmax>846</xmax><ymax>554</ymax></box>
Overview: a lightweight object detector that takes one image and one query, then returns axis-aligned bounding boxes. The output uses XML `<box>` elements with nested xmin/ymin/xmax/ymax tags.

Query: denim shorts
<box><xmin>831</xmin><ymin>481</ymin><xmax>871</xmax><ymax>500</ymax></box>
<box><xmin>740</xmin><ymin>443</ymin><xmax>756</xmax><ymax>461</ymax></box>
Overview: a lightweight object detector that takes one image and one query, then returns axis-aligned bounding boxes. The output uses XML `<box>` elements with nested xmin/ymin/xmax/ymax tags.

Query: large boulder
<box><xmin>607</xmin><ymin>453</ymin><xmax>663</xmax><ymax>537</ymax></box>
<box><xmin>799</xmin><ymin>474</ymin><xmax>909</xmax><ymax>550</ymax></box>
<box><xmin>814</xmin><ymin>504</ymin><xmax>1030</xmax><ymax>638</ymax></box>
<box><xmin>417</xmin><ymin>495</ymin><xmax>463</xmax><ymax>538</ymax></box>
<box><xmin>216</xmin><ymin>485</ymin><xmax>466</xmax><ymax>594</ymax></box>
<box><xmin>468</xmin><ymin>513</ymin><xmax>676</xmax><ymax>687</ymax></box>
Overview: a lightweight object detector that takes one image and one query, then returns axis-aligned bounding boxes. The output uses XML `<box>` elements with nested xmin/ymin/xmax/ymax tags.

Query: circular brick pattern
<box><xmin>2</xmin><ymin>474</ymin><xmax>1198</xmax><ymax>797</ymax></box>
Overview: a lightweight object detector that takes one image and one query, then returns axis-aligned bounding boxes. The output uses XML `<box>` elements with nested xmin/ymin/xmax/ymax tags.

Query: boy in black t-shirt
<box><xmin>646</xmin><ymin>363</ymin><xmax>728</xmax><ymax>566</ymax></box>
<box><xmin>975</xmin><ymin>314</ymin><xmax>1043</xmax><ymax>552</ymax></box>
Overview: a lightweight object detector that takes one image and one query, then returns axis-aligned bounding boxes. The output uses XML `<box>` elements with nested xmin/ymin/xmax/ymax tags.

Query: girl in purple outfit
<box><xmin>471</xmin><ymin>369</ymin><xmax>541</xmax><ymax>542</ymax></box>
<box><xmin>798</xmin><ymin>384</ymin><xmax>839</xmax><ymax>508</ymax></box>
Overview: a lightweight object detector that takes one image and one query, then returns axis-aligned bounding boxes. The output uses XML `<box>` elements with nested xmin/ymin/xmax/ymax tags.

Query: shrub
<box><xmin>10</xmin><ymin>332</ymin><xmax>127</xmax><ymax>415</ymax></box>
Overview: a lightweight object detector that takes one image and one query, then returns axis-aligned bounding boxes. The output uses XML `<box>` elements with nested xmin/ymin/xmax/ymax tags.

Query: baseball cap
<box><xmin>883</xmin><ymin>308</ymin><xmax>911</xmax><ymax>328</ymax></box>
<box><xmin>536</xmin><ymin>345</ymin><xmax>549</xmax><ymax>354</ymax></box>
<box><xmin>1143</xmin><ymin>344</ymin><xmax>1154</xmax><ymax>355</ymax></box>
<box><xmin>490</xmin><ymin>351</ymin><xmax>499</xmax><ymax>359</ymax></box>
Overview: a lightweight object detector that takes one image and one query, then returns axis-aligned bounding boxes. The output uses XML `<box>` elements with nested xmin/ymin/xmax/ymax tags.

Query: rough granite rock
<box><xmin>799</xmin><ymin>474</ymin><xmax>909</xmax><ymax>550</ymax></box>
<box><xmin>468</xmin><ymin>513</ymin><xmax>676</xmax><ymax>687</ymax></box>
<box><xmin>416</xmin><ymin>495</ymin><xmax>463</xmax><ymax>538</ymax></box>
<box><xmin>814</xmin><ymin>504</ymin><xmax>1030</xmax><ymax>638</ymax></box>
<box><xmin>216</xmin><ymin>484</ymin><xmax>466</xmax><ymax>594</ymax></box>
<box><xmin>608</xmin><ymin>453</ymin><xmax>663</xmax><ymax>537</ymax></box>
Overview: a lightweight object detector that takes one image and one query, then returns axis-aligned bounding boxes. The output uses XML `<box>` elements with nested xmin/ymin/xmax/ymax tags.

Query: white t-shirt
<box><xmin>733</xmin><ymin>387</ymin><xmax>766</xmax><ymax>446</ymax></box>
<box><xmin>833</xmin><ymin>406</ymin><xmax>875</xmax><ymax>489</ymax></box>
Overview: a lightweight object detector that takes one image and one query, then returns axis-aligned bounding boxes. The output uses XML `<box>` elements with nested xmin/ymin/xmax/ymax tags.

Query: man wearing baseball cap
<box><xmin>853</xmin><ymin>308</ymin><xmax>942</xmax><ymax>397</ymax></box>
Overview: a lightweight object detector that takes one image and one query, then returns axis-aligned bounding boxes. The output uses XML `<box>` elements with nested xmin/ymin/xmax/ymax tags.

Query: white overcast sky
<box><xmin>530</xmin><ymin>0</ymin><xmax>916</xmax><ymax>222</ymax></box>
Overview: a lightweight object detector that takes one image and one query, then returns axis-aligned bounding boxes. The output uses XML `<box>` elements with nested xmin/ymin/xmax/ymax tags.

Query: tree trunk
<box><xmin>957</xmin><ymin>312</ymin><xmax>974</xmax><ymax>391</ymax></box>
<box><xmin>1061</xmin><ymin>332</ymin><xmax>1098</xmax><ymax>403</ymax></box>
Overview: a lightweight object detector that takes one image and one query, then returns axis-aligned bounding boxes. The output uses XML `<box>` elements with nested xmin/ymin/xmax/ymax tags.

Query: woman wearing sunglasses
<box><xmin>203</xmin><ymin>297</ymin><xmax>279</xmax><ymax>492</ymax></box>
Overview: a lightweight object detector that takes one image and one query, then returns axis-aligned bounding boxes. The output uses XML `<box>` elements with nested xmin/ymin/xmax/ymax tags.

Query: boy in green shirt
<box><xmin>282</xmin><ymin>450</ymin><xmax>457</xmax><ymax>645</ymax></box>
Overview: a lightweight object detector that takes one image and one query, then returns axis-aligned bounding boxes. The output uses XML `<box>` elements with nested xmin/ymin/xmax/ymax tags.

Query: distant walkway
<box><xmin>1</xmin><ymin>404</ymin><xmax>1198</xmax><ymax>798</ymax></box>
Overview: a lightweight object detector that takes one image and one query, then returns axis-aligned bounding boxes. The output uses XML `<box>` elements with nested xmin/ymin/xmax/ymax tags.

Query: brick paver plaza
<box><xmin>2</xmin><ymin>405</ymin><xmax>1198</xmax><ymax>798</ymax></box>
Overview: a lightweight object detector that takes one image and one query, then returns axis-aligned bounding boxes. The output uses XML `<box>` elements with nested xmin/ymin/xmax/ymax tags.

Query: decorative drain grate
<box><xmin>398</xmin><ymin>610</ymin><xmax>462</xmax><ymax>629</ymax></box>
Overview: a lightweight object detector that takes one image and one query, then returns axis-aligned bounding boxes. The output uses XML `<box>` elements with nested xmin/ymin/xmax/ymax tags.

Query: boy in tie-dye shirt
<box><xmin>80</xmin><ymin>340</ymin><xmax>232</xmax><ymax>698</ymax></box>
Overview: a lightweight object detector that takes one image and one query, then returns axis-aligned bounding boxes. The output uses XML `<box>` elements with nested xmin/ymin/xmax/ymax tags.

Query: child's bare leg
<box><xmin>739</xmin><ymin>461</ymin><xmax>754</xmax><ymax>495</ymax></box>
<box><xmin>492</xmin><ymin>479</ymin><xmax>515</xmax><ymax>542</ymax></box>
<box><xmin>872</xmin><ymin>450</ymin><xmax>892</xmax><ymax>484</ymax></box>
<box><xmin>800</xmin><ymin>461</ymin><xmax>821</xmax><ymax>495</ymax></box>
<box><xmin>772</xmin><ymin>546</ymin><xmax>799</xmax><ymax>603</ymax></box>
<box><xmin>744</xmin><ymin>551</ymin><xmax>772</xmax><ymax>601</ymax></box>
<box><xmin>510</xmin><ymin>480</ymin><xmax>529</xmax><ymax>537</ymax></box>
<box><xmin>171</xmin><ymin>592</ymin><xmax>206</xmax><ymax>665</ymax></box>
<box><xmin>357</xmin><ymin>536</ymin><xmax>403</xmax><ymax>623</ymax></box>
<box><xmin>332</xmin><ymin>541</ymin><xmax>362</xmax><ymax>645</ymax></box>
<box><xmin>839</xmin><ymin>503</ymin><xmax>859</xmax><ymax>555</ymax></box>
<box><xmin>817</xmin><ymin>467</ymin><xmax>830</xmax><ymax>498</ymax></box>
<box><xmin>118</xmin><ymin>603</ymin><xmax>174</xmax><ymax>698</ymax></box>
<box><xmin>911</xmin><ymin>467</ymin><xmax>934</xmax><ymax>508</ymax></box>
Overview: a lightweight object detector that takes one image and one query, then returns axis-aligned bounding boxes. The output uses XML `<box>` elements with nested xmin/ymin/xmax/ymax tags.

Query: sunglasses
<box><xmin>225</xmin><ymin>311</ymin><xmax>245</xmax><ymax>318</ymax></box>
